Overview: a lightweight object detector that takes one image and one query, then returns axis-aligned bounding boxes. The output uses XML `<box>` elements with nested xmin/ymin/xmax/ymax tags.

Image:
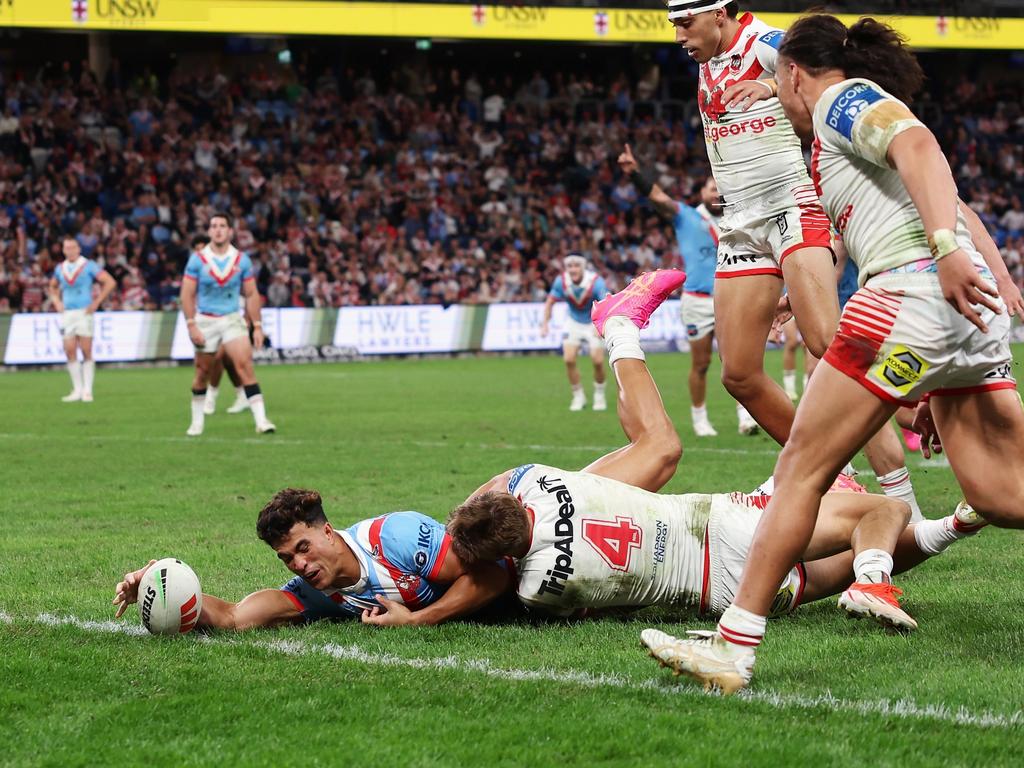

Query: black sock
<box><xmin>192</xmin><ymin>387</ymin><xmax>207</xmax><ymax>397</ymax></box>
<box><xmin>244</xmin><ymin>383</ymin><xmax>261</xmax><ymax>399</ymax></box>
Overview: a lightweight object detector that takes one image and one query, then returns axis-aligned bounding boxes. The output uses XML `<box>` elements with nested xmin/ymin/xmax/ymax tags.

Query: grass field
<box><xmin>2</xmin><ymin>351</ymin><xmax>1022</xmax><ymax>767</ymax></box>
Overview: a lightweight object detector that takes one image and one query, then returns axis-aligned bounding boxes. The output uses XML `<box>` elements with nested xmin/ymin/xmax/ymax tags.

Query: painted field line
<box><xmin>25</xmin><ymin>612</ymin><xmax>1023</xmax><ymax>731</ymax></box>
<box><xmin>0</xmin><ymin>431</ymin><xmax>778</xmax><ymax>457</ymax></box>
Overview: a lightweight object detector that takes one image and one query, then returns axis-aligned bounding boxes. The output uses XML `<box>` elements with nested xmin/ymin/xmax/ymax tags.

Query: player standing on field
<box><xmin>652</xmin><ymin>14</ymin><xmax>1024</xmax><ymax>693</ymax></box>
<box><xmin>180</xmin><ymin>213</ymin><xmax>275</xmax><ymax>436</ymax></box>
<box><xmin>668</xmin><ymin>0</ymin><xmax>840</xmax><ymax>444</ymax></box>
<box><xmin>618</xmin><ymin>145</ymin><xmax>757</xmax><ymax>436</ymax></box>
<box><xmin>541</xmin><ymin>254</ymin><xmax>609</xmax><ymax>411</ymax></box>
<box><xmin>48</xmin><ymin>235</ymin><xmax>116</xmax><ymax>403</ymax></box>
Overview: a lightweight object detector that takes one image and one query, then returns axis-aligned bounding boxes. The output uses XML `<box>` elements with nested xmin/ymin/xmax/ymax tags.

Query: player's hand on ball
<box><xmin>113</xmin><ymin>559</ymin><xmax>157</xmax><ymax>618</ymax></box>
<box><xmin>361</xmin><ymin>595</ymin><xmax>415</xmax><ymax>627</ymax></box>
<box><xmin>617</xmin><ymin>143</ymin><xmax>638</xmax><ymax>174</ymax></box>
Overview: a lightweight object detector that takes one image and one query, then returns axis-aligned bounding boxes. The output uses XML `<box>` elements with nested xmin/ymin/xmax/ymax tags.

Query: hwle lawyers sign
<box><xmin>4</xmin><ymin>312</ymin><xmax>155</xmax><ymax>364</ymax></box>
<box><xmin>333</xmin><ymin>305</ymin><xmax>469</xmax><ymax>354</ymax></box>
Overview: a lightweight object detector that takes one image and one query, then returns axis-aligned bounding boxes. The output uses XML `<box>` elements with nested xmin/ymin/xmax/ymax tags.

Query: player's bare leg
<box><xmin>78</xmin><ymin>336</ymin><xmax>96</xmax><ymax>402</ymax></box>
<box><xmin>591</xmin><ymin>343</ymin><xmax>607</xmax><ymax>411</ymax></box>
<box><xmin>931</xmin><ymin>389</ymin><xmax>1024</xmax><ymax>529</ymax></box>
<box><xmin>188</xmin><ymin>351</ymin><xmax>215</xmax><ymax>436</ymax></box>
<box><xmin>223</xmin><ymin>336</ymin><xmax>275</xmax><ymax>434</ymax></box>
<box><xmin>204</xmin><ymin>353</ymin><xmax>225</xmax><ymax>415</ymax></box>
<box><xmin>688</xmin><ymin>333</ymin><xmax>717</xmax><ymax>436</ymax></box>
<box><xmin>223</xmin><ymin>353</ymin><xmax>249</xmax><ymax>413</ymax></box>
<box><xmin>781</xmin><ymin>320</ymin><xmax>801</xmax><ymax>402</ymax></box>
<box><xmin>61</xmin><ymin>336</ymin><xmax>84</xmax><ymax>402</ymax></box>
<box><xmin>584</xmin><ymin>270</ymin><xmax>687</xmax><ymax>492</ymax></box>
<box><xmin>781</xmin><ymin>246</ymin><xmax>840</xmax><ymax>359</ymax></box>
<box><xmin>563</xmin><ymin>342</ymin><xmax>585</xmax><ymax>411</ymax></box>
<box><xmin>714</xmin><ymin>274</ymin><xmax>794</xmax><ymax>443</ymax></box>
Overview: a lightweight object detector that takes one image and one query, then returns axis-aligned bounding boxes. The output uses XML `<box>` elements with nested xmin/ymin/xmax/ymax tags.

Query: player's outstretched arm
<box><xmin>617</xmin><ymin>143</ymin><xmax>677</xmax><ymax>219</ymax></box>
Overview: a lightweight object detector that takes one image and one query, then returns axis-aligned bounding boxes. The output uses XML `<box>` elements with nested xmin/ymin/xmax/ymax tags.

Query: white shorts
<box><xmin>61</xmin><ymin>309</ymin><xmax>94</xmax><ymax>338</ymax></box>
<box><xmin>823</xmin><ymin>269</ymin><xmax>1015</xmax><ymax>405</ymax></box>
<box><xmin>715</xmin><ymin>182</ymin><xmax>833</xmax><ymax>280</ymax></box>
<box><xmin>704</xmin><ymin>493</ymin><xmax>805</xmax><ymax>619</ymax></box>
<box><xmin>680</xmin><ymin>292</ymin><xmax>715</xmax><ymax>341</ymax></box>
<box><xmin>195</xmin><ymin>312</ymin><xmax>249</xmax><ymax>354</ymax></box>
<box><xmin>563</xmin><ymin>318</ymin><xmax>601</xmax><ymax>352</ymax></box>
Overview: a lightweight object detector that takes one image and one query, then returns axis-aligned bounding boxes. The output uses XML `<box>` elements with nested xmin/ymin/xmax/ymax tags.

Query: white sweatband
<box><xmin>667</xmin><ymin>0</ymin><xmax>732</xmax><ymax>21</ymax></box>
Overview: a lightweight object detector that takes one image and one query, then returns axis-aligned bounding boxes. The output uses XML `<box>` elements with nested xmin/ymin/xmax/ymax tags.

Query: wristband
<box><xmin>927</xmin><ymin>228</ymin><xmax>959</xmax><ymax>261</ymax></box>
<box><xmin>630</xmin><ymin>169</ymin><xmax>654</xmax><ymax>198</ymax></box>
<box><xmin>253</xmin><ymin>322</ymin><xmax>262</xmax><ymax>328</ymax></box>
<box><xmin>186</xmin><ymin>318</ymin><xmax>197</xmax><ymax>326</ymax></box>
<box><xmin>754</xmin><ymin>79</ymin><xmax>777</xmax><ymax>97</ymax></box>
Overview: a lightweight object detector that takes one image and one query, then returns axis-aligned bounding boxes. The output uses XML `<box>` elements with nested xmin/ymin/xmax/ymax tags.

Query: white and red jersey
<box><xmin>698</xmin><ymin>13</ymin><xmax>809</xmax><ymax>206</ymax></box>
<box><xmin>811</xmin><ymin>77</ymin><xmax>984</xmax><ymax>284</ymax></box>
<box><xmin>506</xmin><ymin>464</ymin><xmax>707</xmax><ymax>616</ymax></box>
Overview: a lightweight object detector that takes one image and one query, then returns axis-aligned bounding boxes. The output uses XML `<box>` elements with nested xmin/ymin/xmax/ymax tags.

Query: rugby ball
<box><xmin>138</xmin><ymin>558</ymin><xmax>203</xmax><ymax>636</ymax></box>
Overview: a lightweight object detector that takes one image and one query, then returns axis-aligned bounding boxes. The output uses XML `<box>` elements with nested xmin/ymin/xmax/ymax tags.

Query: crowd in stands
<box><xmin>1</xmin><ymin>48</ymin><xmax>1022</xmax><ymax>313</ymax></box>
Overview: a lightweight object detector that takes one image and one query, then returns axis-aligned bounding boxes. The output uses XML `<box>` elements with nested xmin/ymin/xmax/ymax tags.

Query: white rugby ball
<box><xmin>138</xmin><ymin>558</ymin><xmax>203</xmax><ymax>636</ymax></box>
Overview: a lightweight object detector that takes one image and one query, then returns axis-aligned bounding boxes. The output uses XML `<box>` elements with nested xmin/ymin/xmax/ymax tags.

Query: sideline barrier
<box><xmin>0</xmin><ymin>302</ymin><xmax>691</xmax><ymax>365</ymax></box>
<box><xmin>5</xmin><ymin>302</ymin><xmax>1022</xmax><ymax>366</ymax></box>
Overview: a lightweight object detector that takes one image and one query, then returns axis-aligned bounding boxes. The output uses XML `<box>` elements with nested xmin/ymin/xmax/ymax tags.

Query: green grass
<box><xmin>1</xmin><ymin>352</ymin><xmax>1022</xmax><ymax>767</ymax></box>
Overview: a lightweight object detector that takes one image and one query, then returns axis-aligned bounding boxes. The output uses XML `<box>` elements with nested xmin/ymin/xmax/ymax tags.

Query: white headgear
<box><xmin>564</xmin><ymin>254</ymin><xmax>587</xmax><ymax>268</ymax></box>
<box><xmin>667</xmin><ymin>0</ymin><xmax>733</xmax><ymax>22</ymax></box>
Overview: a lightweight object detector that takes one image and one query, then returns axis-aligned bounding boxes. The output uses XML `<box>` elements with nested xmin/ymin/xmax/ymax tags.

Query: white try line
<box><xmin>23</xmin><ymin>611</ymin><xmax>1023</xmax><ymax>731</ymax></box>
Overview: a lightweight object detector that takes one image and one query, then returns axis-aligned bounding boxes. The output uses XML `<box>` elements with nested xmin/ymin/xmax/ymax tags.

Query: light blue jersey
<box><xmin>549</xmin><ymin>270</ymin><xmax>608</xmax><ymax>324</ymax></box>
<box><xmin>53</xmin><ymin>259</ymin><xmax>101</xmax><ymax>310</ymax></box>
<box><xmin>280</xmin><ymin>511</ymin><xmax>454</xmax><ymax>621</ymax></box>
<box><xmin>183</xmin><ymin>246</ymin><xmax>254</xmax><ymax>316</ymax></box>
<box><xmin>672</xmin><ymin>203</ymin><xmax>719</xmax><ymax>296</ymax></box>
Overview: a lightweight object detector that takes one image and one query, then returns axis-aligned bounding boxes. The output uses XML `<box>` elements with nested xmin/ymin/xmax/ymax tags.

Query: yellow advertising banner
<box><xmin>0</xmin><ymin>1</ymin><xmax>1021</xmax><ymax>50</ymax></box>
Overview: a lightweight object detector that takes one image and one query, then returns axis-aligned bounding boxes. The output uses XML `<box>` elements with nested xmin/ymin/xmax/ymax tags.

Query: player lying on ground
<box><xmin>113</xmin><ymin>489</ymin><xmax>509</xmax><ymax>630</ymax></box>
<box><xmin>444</xmin><ymin>272</ymin><xmax>983</xmax><ymax>657</ymax></box>
<box><xmin>653</xmin><ymin>13</ymin><xmax>1024</xmax><ymax>695</ymax></box>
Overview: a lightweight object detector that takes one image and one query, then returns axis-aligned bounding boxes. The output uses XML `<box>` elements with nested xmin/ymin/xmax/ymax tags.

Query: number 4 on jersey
<box><xmin>582</xmin><ymin>517</ymin><xmax>642</xmax><ymax>571</ymax></box>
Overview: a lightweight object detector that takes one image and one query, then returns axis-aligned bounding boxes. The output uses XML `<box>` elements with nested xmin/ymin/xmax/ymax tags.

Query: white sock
<box><xmin>594</xmin><ymin>381</ymin><xmax>606</xmax><ymax>396</ymax></box>
<box><xmin>190</xmin><ymin>394</ymin><xmax>205</xmax><ymax>429</ymax></box>
<box><xmin>691</xmin><ymin>404</ymin><xmax>708</xmax><ymax>424</ymax></box>
<box><xmin>853</xmin><ymin>548</ymin><xmax>893</xmax><ymax>584</ymax></box>
<box><xmin>67</xmin><ymin>361</ymin><xmax>83</xmax><ymax>393</ymax></box>
<box><xmin>841</xmin><ymin>461</ymin><xmax>857</xmax><ymax>477</ymax></box>
<box><xmin>913</xmin><ymin>514</ymin><xmax>978</xmax><ymax>556</ymax></box>
<box><xmin>736</xmin><ymin>404</ymin><xmax>752</xmax><ymax>421</ymax></box>
<box><xmin>603</xmin><ymin>316</ymin><xmax>644</xmax><ymax>364</ymax></box>
<box><xmin>249</xmin><ymin>394</ymin><xmax>268</xmax><ymax>424</ymax></box>
<box><xmin>571</xmin><ymin>383</ymin><xmax>583</xmax><ymax>396</ymax></box>
<box><xmin>205</xmin><ymin>385</ymin><xmax>219</xmax><ymax>405</ymax></box>
<box><xmin>783</xmin><ymin>371</ymin><xmax>796</xmax><ymax>393</ymax></box>
<box><xmin>82</xmin><ymin>360</ymin><xmax>95</xmax><ymax>394</ymax></box>
<box><xmin>877</xmin><ymin>467</ymin><xmax>922</xmax><ymax>522</ymax></box>
<box><xmin>717</xmin><ymin>604</ymin><xmax>766</xmax><ymax>649</ymax></box>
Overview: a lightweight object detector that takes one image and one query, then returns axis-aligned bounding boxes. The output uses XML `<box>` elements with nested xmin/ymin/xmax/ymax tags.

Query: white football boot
<box><xmin>592</xmin><ymin>389</ymin><xmax>607</xmax><ymax>411</ymax></box>
<box><xmin>255</xmin><ymin>419</ymin><xmax>277</xmax><ymax>434</ymax></box>
<box><xmin>838</xmin><ymin>582</ymin><xmax>917</xmax><ymax>632</ymax></box>
<box><xmin>953</xmin><ymin>501</ymin><xmax>987</xmax><ymax>534</ymax></box>
<box><xmin>641</xmin><ymin>628</ymin><xmax>754</xmax><ymax>695</ymax></box>
<box><xmin>81</xmin><ymin>391</ymin><xmax>94</xmax><ymax>402</ymax></box>
<box><xmin>62</xmin><ymin>390</ymin><xmax>83</xmax><ymax>402</ymax></box>
<box><xmin>186</xmin><ymin>423</ymin><xmax>204</xmax><ymax>437</ymax></box>
<box><xmin>570</xmin><ymin>390</ymin><xmax>586</xmax><ymax>411</ymax></box>
<box><xmin>226</xmin><ymin>391</ymin><xmax>250</xmax><ymax>414</ymax></box>
<box><xmin>693</xmin><ymin>418</ymin><xmax>718</xmax><ymax>437</ymax></box>
<box><xmin>203</xmin><ymin>388</ymin><xmax>218</xmax><ymax>415</ymax></box>
<box><xmin>737</xmin><ymin>407</ymin><xmax>760</xmax><ymax>436</ymax></box>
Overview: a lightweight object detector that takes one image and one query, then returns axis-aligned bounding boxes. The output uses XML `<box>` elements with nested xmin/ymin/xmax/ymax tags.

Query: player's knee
<box><xmin>720</xmin><ymin>364</ymin><xmax>761</xmax><ymax>398</ymax></box>
<box><xmin>884</xmin><ymin>497</ymin><xmax>912</xmax><ymax>528</ymax></box>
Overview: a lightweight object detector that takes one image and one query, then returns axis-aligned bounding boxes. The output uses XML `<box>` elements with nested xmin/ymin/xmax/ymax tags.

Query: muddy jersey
<box><xmin>811</xmin><ymin>77</ymin><xmax>984</xmax><ymax>284</ymax></box>
<box><xmin>699</xmin><ymin>13</ymin><xmax>809</xmax><ymax>207</ymax></box>
<box><xmin>507</xmin><ymin>464</ymin><xmax>708</xmax><ymax>616</ymax></box>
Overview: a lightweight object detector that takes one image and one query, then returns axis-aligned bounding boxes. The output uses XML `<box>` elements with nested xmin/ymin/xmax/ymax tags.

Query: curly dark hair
<box><xmin>256</xmin><ymin>488</ymin><xmax>329</xmax><ymax>548</ymax></box>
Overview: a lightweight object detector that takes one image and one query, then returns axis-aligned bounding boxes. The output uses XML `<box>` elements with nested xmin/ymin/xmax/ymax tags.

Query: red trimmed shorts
<box><xmin>715</xmin><ymin>182</ymin><xmax>833</xmax><ymax>280</ymax></box>
<box><xmin>823</xmin><ymin>271</ymin><xmax>1016</xmax><ymax>406</ymax></box>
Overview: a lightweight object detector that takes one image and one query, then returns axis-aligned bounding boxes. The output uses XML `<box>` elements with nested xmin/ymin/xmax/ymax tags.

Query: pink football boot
<box><xmin>591</xmin><ymin>270</ymin><xmax>686</xmax><ymax>337</ymax></box>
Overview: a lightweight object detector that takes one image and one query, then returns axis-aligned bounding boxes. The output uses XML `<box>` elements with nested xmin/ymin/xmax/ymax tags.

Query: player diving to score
<box><xmin>445</xmin><ymin>271</ymin><xmax>983</xmax><ymax>677</ymax></box>
<box><xmin>113</xmin><ymin>488</ymin><xmax>511</xmax><ymax>630</ymax></box>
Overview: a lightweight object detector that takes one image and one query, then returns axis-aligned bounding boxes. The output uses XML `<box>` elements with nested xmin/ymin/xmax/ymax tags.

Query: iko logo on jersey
<box><xmin>826</xmin><ymin>83</ymin><xmax>885</xmax><ymax>140</ymax></box>
<box><xmin>705</xmin><ymin>115</ymin><xmax>777</xmax><ymax>143</ymax></box>
<box><xmin>414</xmin><ymin>522</ymin><xmax>432</xmax><ymax>568</ymax></box>
<box><xmin>535</xmin><ymin>476</ymin><xmax>576</xmax><ymax>597</ymax></box>
<box><xmin>507</xmin><ymin>464</ymin><xmax>535</xmax><ymax>495</ymax></box>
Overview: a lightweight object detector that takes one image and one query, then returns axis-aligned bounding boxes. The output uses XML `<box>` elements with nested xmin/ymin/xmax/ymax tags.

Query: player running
<box><xmin>619</xmin><ymin>145</ymin><xmax>757</xmax><ymax>436</ymax></box>
<box><xmin>180</xmin><ymin>213</ymin><xmax>275</xmax><ymax>436</ymax></box>
<box><xmin>113</xmin><ymin>488</ymin><xmax>510</xmax><ymax>630</ymax></box>
<box><xmin>652</xmin><ymin>14</ymin><xmax>1024</xmax><ymax>694</ymax></box>
<box><xmin>47</xmin><ymin>235</ymin><xmax>116</xmax><ymax>402</ymax></box>
<box><xmin>541</xmin><ymin>254</ymin><xmax>609</xmax><ymax>411</ymax></box>
<box><xmin>667</xmin><ymin>1</ymin><xmax>839</xmax><ymax>444</ymax></box>
<box><xmin>446</xmin><ymin>272</ymin><xmax>980</xmax><ymax>680</ymax></box>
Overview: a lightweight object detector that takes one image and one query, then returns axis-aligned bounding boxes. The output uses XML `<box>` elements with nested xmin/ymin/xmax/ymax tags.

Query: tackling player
<box><xmin>113</xmin><ymin>488</ymin><xmax>510</xmax><ymax>630</ymax></box>
<box><xmin>667</xmin><ymin>1</ymin><xmax>840</xmax><ymax>444</ymax></box>
<box><xmin>618</xmin><ymin>144</ymin><xmax>757</xmax><ymax>436</ymax></box>
<box><xmin>180</xmin><ymin>213</ymin><xmax>275</xmax><ymax>436</ymax></box>
<box><xmin>47</xmin><ymin>235</ymin><xmax>116</xmax><ymax>402</ymax></box>
<box><xmin>655</xmin><ymin>14</ymin><xmax>1024</xmax><ymax>693</ymax></box>
<box><xmin>541</xmin><ymin>255</ymin><xmax>609</xmax><ymax>411</ymax></box>
<box><xmin>445</xmin><ymin>271</ymin><xmax>980</xmax><ymax>681</ymax></box>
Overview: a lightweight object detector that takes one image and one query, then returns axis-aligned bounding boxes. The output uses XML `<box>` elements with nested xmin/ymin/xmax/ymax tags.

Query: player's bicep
<box><xmin>886</xmin><ymin>125</ymin><xmax>942</xmax><ymax>174</ymax></box>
